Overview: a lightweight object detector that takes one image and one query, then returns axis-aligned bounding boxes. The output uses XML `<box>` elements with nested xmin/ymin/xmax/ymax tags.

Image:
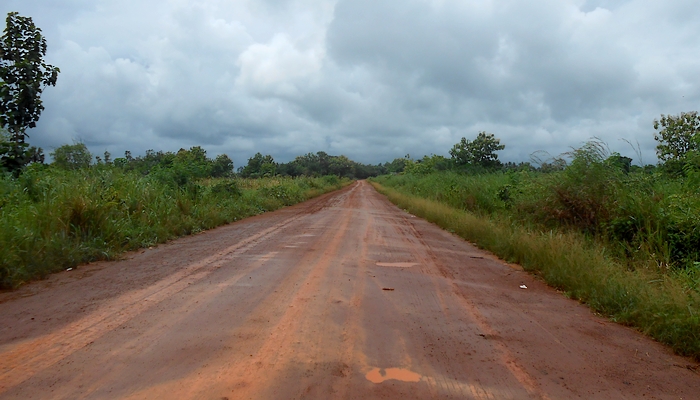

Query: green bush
<box><xmin>370</xmin><ymin>180</ymin><xmax>700</xmax><ymax>360</ymax></box>
<box><xmin>0</xmin><ymin>168</ymin><xmax>349</xmax><ymax>289</ymax></box>
<box><xmin>373</xmin><ymin>139</ymin><xmax>700</xmax><ymax>273</ymax></box>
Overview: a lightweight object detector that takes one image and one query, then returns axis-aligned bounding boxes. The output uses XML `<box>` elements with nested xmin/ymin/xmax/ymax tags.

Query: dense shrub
<box><xmin>0</xmin><ymin>167</ymin><xmax>348</xmax><ymax>288</ymax></box>
<box><xmin>374</xmin><ymin>140</ymin><xmax>700</xmax><ymax>271</ymax></box>
<box><xmin>370</xmin><ymin>182</ymin><xmax>700</xmax><ymax>359</ymax></box>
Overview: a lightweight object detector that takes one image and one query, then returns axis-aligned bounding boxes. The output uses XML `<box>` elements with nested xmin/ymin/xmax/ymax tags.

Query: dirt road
<box><xmin>1</xmin><ymin>181</ymin><xmax>698</xmax><ymax>399</ymax></box>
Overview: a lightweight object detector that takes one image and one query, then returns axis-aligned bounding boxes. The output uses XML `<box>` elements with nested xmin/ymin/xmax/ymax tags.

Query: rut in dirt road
<box><xmin>1</xmin><ymin>181</ymin><xmax>699</xmax><ymax>399</ymax></box>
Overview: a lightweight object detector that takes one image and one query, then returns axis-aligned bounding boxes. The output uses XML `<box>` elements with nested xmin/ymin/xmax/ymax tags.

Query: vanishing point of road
<box><xmin>1</xmin><ymin>181</ymin><xmax>698</xmax><ymax>399</ymax></box>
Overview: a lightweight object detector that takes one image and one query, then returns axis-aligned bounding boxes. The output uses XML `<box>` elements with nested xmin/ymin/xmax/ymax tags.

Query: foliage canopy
<box><xmin>449</xmin><ymin>132</ymin><xmax>505</xmax><ymax>168</ymax></box>
<box><xmin>653</xmin><ymin>112</ymin><xmax>700</xmax><ymax>175</ymax></box>
<box><xmin>51</xmin><ymin>142</ymin><xmax>92</xmax><ymax>170</ymax></box>
<box><xmin>0</xmin><ymin>12</ymin><xmax>59</xmax><ymax>173</ymax></box>
<box><xmin>240</xmin><ymin>152</ymin><xmax>276</xmax><ymax>178</ymax></box>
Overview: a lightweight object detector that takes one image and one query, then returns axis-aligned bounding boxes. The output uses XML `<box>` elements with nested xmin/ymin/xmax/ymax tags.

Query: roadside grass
<box><xmin>370</xmin><ymin>181</ymin><xmax>700</xmax><ymax>360</ymax></box>
<box><xmin>0</xmin><ymin>167</ymin><xmax>349</xmax><ymax>289</ymax></box>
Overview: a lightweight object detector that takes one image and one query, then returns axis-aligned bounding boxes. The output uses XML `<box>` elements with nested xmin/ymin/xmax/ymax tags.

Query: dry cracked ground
<box><xmin>1</xmin><ymin>181</ymin><xmax>699</xmax><ymax>399</ymax></box>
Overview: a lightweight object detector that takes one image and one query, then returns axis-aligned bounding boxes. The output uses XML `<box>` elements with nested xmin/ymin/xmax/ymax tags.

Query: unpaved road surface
<box><xmin>1</xmin><ymin>181</ymin><xmax>699</xmax><ymax>399</ymax></box>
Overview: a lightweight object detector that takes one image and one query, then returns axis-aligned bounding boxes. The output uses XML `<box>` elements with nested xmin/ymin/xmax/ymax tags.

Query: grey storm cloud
<box><xmin>1</xmin><ymin>0</ymin><xmax>699</xmax><ymax>166</ymax></box>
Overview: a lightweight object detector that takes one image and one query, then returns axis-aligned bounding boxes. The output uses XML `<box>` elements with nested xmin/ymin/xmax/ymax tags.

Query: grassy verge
<box><xmin>370</xmin><ymin>181</ymin><xmax>700</xmax><ymax>360</ymax></box>
<box><xmin>0</xmin><ymin>167</ymin><xmax>349</xmax><ymax>289</ymax></box>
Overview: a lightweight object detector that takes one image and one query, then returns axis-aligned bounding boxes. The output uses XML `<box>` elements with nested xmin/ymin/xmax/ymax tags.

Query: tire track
<box><xmin>2</xmin><ymin>181</ymin><xmax>699</xmax><ymax>399</ymax></box>
<box><xmin>0</xmin><ymin>199</ymin><xmax>313</xmax><ymax>395</ymax></box>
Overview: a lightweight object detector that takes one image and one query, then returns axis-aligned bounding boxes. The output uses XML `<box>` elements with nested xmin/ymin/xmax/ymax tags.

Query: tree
<box><xmin>0</xmin><ymin>12</ymin><xmax>59</xmax><ymax>173</ymax></box>
<box><xmin>240</xmin><ymin>152</ymin><xmax>276</xmax><ymax>178</ymax></box>
<box><xmin>605</xmin><ymin>152</ymin><xmax>632</xmax><ymax>174</ymax></box>
<box><xmin>449</xmin><ymin>132</ymin><xmax>505</xmax><ymax>168</ymax></box>
<box><xmin>404</xmin><ymin>154</ymin><xmax>452</xmax><ymax>174</ymax></box>
<box><xmin>172</xmin><ymin>146</ymin><xmax>213</xmax><ymax>179</ymax></box>
<box><xmin>51</xmin><ymin>142</ymin><xmax>92</xmax><ymax>170</ymax></box>
<box><xmin>276</xmin><ymin>160</ymin><xmax>304</xmax><ymax>177</ymax></box>
<box><xmin>653</xmin><ymin>112</ymin><xmax>700</xmax><ymax>173</ymax></box>
<box><xmin>210</xmin><ymin>154</ymin><xmax>234</xmax><ymax>178</ymax></box>
<box><xmin>316</xmin><ymin>151</ymin><xmax>330</xmax><ymax>175</ymax></box>
<box><xmin>0</xmin><ymin>128</ymin><xmax>43</xmax><ymax>172</ymax></box>
<box><xmin>290</xmin><ymin>153</ymin><xmax>322</xmax><ymax>176</ymax></box>
<box><xmin>386</xmin><ymin>157</ymin><xmax>409</xmax><ymax>174</ymax></box>
<box><xmin>328</xmin><ymin>155</ymin><xmax>354</xmax><ymax>177</ymax></box>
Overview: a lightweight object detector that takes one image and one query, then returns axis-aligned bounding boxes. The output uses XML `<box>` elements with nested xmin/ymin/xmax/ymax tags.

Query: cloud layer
<box><xmin>2</xmin><ymin>0</ymin><xmax>699</xmax><ymax>165</ymax></box>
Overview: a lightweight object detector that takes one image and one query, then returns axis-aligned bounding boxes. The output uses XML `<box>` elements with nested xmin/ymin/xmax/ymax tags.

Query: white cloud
<box><xmin>236</xmin><ymin>34</ymin><xmax>324</xmax><ymax>97</ymax></box>
<box><xmin>1</xmin><ymin>0</ymin><xmax>699</xmax><ymax>165</ymax></box>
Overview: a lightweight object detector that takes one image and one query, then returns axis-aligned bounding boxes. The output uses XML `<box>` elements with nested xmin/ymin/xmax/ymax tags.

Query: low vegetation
<box><xmin>2</xmin><ymin>10</ymin><xmax>700</xmax><ymax>360</ymax></box>
<box><xmin>0</xmin><ymin>162</ymin><xmax>348</xmax><ymax>289</ymax></box>
<box><xmin>371</xmin><ymin>134</ymin><xmax>700</xmax><ymax>360</ymax></box>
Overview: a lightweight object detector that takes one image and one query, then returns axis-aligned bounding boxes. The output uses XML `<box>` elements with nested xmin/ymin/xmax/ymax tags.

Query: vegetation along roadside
<box><xmin>370</xmin><ymin>135</ymin><xmax>700</xmax><ymax>360</ymax></box>
<box><xmin>0</xmin><ymin>159</ymin><xmax>349</xmax><ymax>289</ymax></box>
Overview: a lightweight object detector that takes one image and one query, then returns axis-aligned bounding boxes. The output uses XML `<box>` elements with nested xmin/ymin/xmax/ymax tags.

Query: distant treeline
<box><xmin>240</xmin><ymin>151</ymin><xmax>389</xmax><ymax>179</ymax></box>
<box><xmin>15</xmin><ymin>140</ymin><xmax>398</xmax><ymax>181</ymax></box>
<box><xmin>0</xmin><ymin>154</ymin><xmax>349</xmax><ymax>289</ymax></box>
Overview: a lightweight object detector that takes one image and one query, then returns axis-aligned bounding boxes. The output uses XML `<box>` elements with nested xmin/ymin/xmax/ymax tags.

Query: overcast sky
<box><xmin>2</xmin><ymin>0</ymin><xmax>699</xmax><ymax>166</ymax></box>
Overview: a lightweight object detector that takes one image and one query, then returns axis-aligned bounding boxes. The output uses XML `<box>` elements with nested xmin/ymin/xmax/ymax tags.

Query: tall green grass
<box><xmin>375</xmin><ymin>146</ymin><xmax>700</xmax><ymax>272</ymax></box>
<box><xmin>0</xmin><ymin>166</ymin><xmax>348</xmax><ymax>288</ymax></box>
<box><xmin>370</xmin><ymin>182</ymin><xmax>700</xmax><ymax>360</ymax></box>
<box><xmin>372</xmin><ymin>142</ymin><xmax>700</xmax><ymax>360</ymax></box>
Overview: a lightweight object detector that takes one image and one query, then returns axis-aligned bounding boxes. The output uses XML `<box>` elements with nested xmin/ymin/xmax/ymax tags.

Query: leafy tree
<box><xmin>0</xmin><ymin>12</ymin><xmax>59</xmax><ymax>173</ymax></box>
<box><xmin>328</xmin><ymin>155</ymin><xmax>354</xmax><ymax>177</ymax></box>
<box><xmin>385</xmin><ymin>157</ymin><xmax>409</xmax><ymax>174</ymax></box>
<box><xmin>449</xmin><ymin>132</ymin><xmax>505</xmax><ymax>168</ymax></box>
<box><xmin>404</xmin><ymin>154</ymin><xmax>451</xmax><ymax>174</ymax></box>
<box><xmin>178</xmin><ymin>146</ymin><xmax>207</xmax><ymax>164</ymax></box>
<box><xmin>653</xmin><ymin>112</ymin><xmax>700</xmax><ymax>163</ymax></box>
<box><xmin>210</xmin><ymin>154</ymin><xmax>234</xmax><ymax>178</ymax></box>
<box><xmin>169</xmin><ymin>146</ymin><xmax>213</xmax><ymax>181</ymax></box>
<box><xmin>653</xmin><ymin>112</ymin><xmax>700</xmax><ymax>176</ymax></box>
<box><xmin>1</xmin><ymin>128</ymin><xmax>43</xmax><ymax>171</ymax></box>
<box><xmin>51</xmin><ymin>142</ymin><xmax>92</xmax><ymax>170</ymax></box>
<box><xmin>277</xmin><ymin>160</ymin><xmax>304</xmax><ymax>177</ymax></box>
<box><xmin>277</xmin><ymin>151</ymin><xmax>384</xmax><ymax>179</ymax></box>
<box><xmin>259</xmin><ymin>160</ymin><xmax>276</xmax><ymax>177</ymax></box>
<box><xmin>284</xmin><ymin>152</ymin><xmax>329</xmax><ymax>176</ymax></box>
<box><xmin>0</xmin><ymin>128</ymin><xmax>11</xmax><ymax>172</ymax></box>
<box><xmin>240</xmin><ymin>152</ymin><xmax>276</xmax><ymax>178</ymax></box>
<box><xmin>316</xmin><ymin>151</ymin><xmax>330</xmax><ymax>175</ymax></box>
<box><xmin>112</xmin><ymin>157</ymin><xmax>128</xmax><ymax>168</ymax></box>
<box><xmin>353</xmin><ymin>163</ymin><xmax>385</xmax><ymax>179</ymax></box>
<box><xmin>289</xmin><ymin>153</ymin><xmax>323</xmax><ymax>176</ymax></box>
<box><xmin>605</xmin><ymin>152</ymin><xmax>632</xmax><ymax>174</ymax></box>
<box><xmin>24</xmin><ymin>144</ymin><xmax>44</xmax><ymax>164</ymax></box>
<box><xmin>109</xmin><ymin>147</ymin><xmax>234</xmax><ymax>181</ymax></box>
